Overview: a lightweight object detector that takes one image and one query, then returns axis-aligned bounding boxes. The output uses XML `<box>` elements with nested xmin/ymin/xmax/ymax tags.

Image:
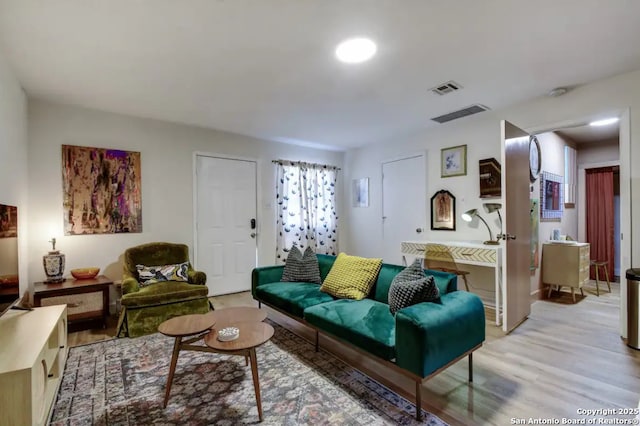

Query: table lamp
<box><xmin>461</xmin><ymin>208</ymin><xmax>499</xmax><ymax>245</ymax></box>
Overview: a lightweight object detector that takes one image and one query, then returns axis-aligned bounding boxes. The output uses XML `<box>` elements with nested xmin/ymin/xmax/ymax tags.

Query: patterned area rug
<box><xmin>51</xmin><ymin>321</ymin><xmax>447</xmax><ymax>425</ymax></box>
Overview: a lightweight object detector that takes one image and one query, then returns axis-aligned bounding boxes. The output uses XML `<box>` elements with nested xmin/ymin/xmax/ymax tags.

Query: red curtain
<box><xmin>585</xmin><ymin>168</ymin><xmax>615</xmax><ymax>279</ymax></box>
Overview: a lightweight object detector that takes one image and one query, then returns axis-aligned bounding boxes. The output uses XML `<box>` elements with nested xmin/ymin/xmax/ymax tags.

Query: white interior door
<box><xmin>195</xmin><ymin>155</ymin><xmax>257</xmax><ymax>296</ymax></box>
<box><xmin>382</xmin><ymin>154</ymin><xmax>427</xmax><ymax>264</ymax></box>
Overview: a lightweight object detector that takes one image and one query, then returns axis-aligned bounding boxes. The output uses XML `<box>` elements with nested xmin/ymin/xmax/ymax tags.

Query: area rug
<box><xmin>51</xmin><ymin>320</ymin><xmax>447</xmax><ymax>425</ymax></box>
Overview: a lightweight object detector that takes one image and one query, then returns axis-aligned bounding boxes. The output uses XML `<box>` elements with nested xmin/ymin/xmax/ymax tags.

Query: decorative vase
<box><xmin>43</xmin><ymin>250</ymin><xmax>65</xmax><ymax>283</ymax></box>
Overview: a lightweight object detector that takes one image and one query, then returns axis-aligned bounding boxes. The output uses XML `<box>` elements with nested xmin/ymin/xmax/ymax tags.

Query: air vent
<box><xmin>431</xmin><ymin>104</ymin><xmax>490</xmax><ymax>124</ymax></box>
<box><xmin>430</xmin><ymin>80</ymin><xmax>462</xmax><ymax>96</ymax></box>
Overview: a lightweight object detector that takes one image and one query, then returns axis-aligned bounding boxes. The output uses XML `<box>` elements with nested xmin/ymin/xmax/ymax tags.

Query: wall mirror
<box><xmin>540</xmin><ymin>171</ymin><xmax>563</xmax><ymax>221</ymax></box>
<box><xmin>0</xmin><ymin>203</ymin><xmax>19</xmax><ymax>314</ymax></box>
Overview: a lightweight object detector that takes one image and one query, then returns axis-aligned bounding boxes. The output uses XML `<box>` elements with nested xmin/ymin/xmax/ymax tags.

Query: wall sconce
<box><xmin>461</xmin><ymin>208</ymin><xmax>499</xmax><ymax>245</ymax></box>
<box><xmin>483</xmin><ymin>203</ymin><xmax>503</xmax><ymax>231</ymax></box>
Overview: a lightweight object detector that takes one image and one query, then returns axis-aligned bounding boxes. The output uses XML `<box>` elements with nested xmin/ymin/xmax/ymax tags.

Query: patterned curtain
<box><xmin>275</xmin><ymin>160</ymin><xmax>339</xmax><ymax>263</ymax></box>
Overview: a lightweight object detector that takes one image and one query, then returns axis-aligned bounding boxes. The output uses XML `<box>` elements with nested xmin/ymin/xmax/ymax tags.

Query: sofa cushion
<box><xmin>255</xmin><ymin>282</ymin><xmax>335</xmax><ymax>318</ymax></box>
<box><xmin>136</xmin><ymin>262</ymin><xmax>189</xmax><ymax>286</ymax></box>
<box><xmin>304</xmin><ymin>299</ymin><xmax>396</xmax><ymax>360</ymax></box>
<box><xmin>388</xmin><ymin>259</ymin><xmax>440</xmax><ymax>314</ymax></box>
<box><xmin>281</xmin><ymin>246</ymin><xmax>321</xmax><ymax>284</ymax></box>
<box><xmin>320</xmin><ymin>253</ymin><xmax>382</xmax><ymax>300</ymax></box>
<box><xmin>372</xmin><ymin>264</ymin><xmax>456</xmax><ymax>304</ymax></box>
<box><xmin>121</xmin><ymin>281</ymin><xmax>208</xmax><ymax>307</ymax></box>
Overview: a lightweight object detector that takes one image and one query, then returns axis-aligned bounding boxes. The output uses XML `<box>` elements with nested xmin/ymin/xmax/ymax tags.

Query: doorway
<box><xmin>194</xmin><ymin>154</ymin><xmax>258</xmax><ymax>296</ymax></box>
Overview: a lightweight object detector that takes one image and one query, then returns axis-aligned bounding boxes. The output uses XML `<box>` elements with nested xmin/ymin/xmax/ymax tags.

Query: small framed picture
<box><xmin>352</xmin><ymin>177</ymin><xmax>369</xmax><ymax>207</ymax></box>
<box><xmin>441</xmin><ymin>144</ymin><xmax>467</xmax><ymax>178</ymax></box>
<box><xmin>430</xmin><ymin>190</ymin><xmax>456</xmax><ymax>231</ymax></box>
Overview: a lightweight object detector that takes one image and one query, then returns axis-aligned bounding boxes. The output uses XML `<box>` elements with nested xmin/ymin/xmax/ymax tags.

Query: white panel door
<box><xmin>196</xmin><ymin>155</ymin><xmax>257</xmax><ymax>296</ymax></box>
<box><xmin>382</xmin><ymin>155</ymin><xmax>426</xmax><ymax>264</ymax></box>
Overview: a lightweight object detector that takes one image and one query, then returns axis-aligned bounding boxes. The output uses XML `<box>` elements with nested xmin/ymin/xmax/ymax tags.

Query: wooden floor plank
<box><xmin>68</xmin><ymin>282</ymin><xmax>640</xmax><ymax>425</ymax></box>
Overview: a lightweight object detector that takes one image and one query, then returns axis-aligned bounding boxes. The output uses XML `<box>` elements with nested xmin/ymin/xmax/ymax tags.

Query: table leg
<box><xmin>249</xmin><ymin>348</ymin><xmax>263</xmax><ymax>422</ymax></box>
<box><xmin>164</xmin><ymin>336</ymin><xmax>182</xmax><ymax>408</ymax></box>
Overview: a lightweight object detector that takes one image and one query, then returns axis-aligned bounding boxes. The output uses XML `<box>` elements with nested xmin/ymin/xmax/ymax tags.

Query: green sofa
<box><xmin>117</xmin><ymin>242</ymin><xmax>212</xmax><ymax>338</ymax></box>
<box><xmin>252</xmin><ymin>253</ymin><xmax>485</xmax><ymax>420</ymax></box>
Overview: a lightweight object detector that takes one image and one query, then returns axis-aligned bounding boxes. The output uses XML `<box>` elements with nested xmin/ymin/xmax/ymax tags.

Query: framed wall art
<box><xmin>352</xmin><ymin>177</ymin><xmax>369</xmax><ymax>207</ymax></box>
<box><xmin>540</xmin><ymin>171</ymin><xmax>563</xmax><ymax>221</ymax></box>
<box><xmin>430</xmin><ymin>190</ymin><xmax>456</xmax><ymax>231</ymax></box>
<box><xmin>441</xmin><ymin>144</ymin><xmax>467</xmax><ymax>178</ymax></box>
<box><xmin>62</xmin><ymin>144</ymin><xmax>142</xmax><ymax>235</ymax></box>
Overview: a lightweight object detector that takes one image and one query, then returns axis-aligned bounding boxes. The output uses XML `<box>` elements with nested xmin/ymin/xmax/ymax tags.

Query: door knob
<box><xmin>416</xmin><ymin>228</ymin><xmax>423</xmax><ymax>233</ymax></box>
<box><xmin>250</xmin><ymin>232</ymin><xmax>257</xmax><ymax>238</ymax></box>
<box><xmin>497</xmin><ymin>233</ymin><xmax>516</xmax><ymax>240</ymax></box>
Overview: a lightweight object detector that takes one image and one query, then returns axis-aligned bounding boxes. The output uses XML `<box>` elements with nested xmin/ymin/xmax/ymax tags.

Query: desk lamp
<box><xmin>461</xmin><ymin>209</ymin><xmax>499</xmax><ymax>245</ymax></box>
<box><xmin>483</xmin><ymin>203</ymin><xmax>503</xmax><ymax>231</ymax></box>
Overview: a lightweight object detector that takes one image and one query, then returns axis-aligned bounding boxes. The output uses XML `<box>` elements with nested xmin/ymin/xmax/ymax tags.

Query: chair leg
<box><xmin>595</xmin><ymin>266</ymin><xmax>600</xmax><ymax>296</ymax></box>
<box><xmin>604</xmin><ymin>266</ymin><xmax>611</xmax><ymax>292</ymax></box>
<box><xmin>469</xmin><ymin>352</ymin><xmax>473</xmax><ymax>382</ymax></box>
<box><xmin>461</xmin><ymin>274</ymin><xmax>470</xmax><ymax>292</ymax></box>
<box><xmin>548</xmin><ymin>285</ymin><xmax>553</xmax><ymax>299</ymax></box>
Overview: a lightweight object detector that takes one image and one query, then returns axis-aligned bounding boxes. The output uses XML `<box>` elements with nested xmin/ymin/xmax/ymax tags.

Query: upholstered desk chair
<box><xmin>116</xmin><ymin>242</ymin><xmax>212</xmax><ymax>337</ymax></box>
<box><xmin>423</xmin><ymin>243</ymin><xmax>471</xmax><ymax>292</ymax></box>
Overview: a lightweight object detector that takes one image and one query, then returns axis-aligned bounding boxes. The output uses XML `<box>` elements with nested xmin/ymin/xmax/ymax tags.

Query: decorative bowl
<box><xmin>70</xmin><ymin>267</ymin><xmax>100</xmax><ymax>280</ymax></box>
<box><xmin>217</xmin><ymin>326</ymin><xmax>240</xmax><ymax>342</ymax></box>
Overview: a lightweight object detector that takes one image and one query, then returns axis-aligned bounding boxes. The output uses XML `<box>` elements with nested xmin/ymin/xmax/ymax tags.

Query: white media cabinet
<box><xmin>0</xmin><ymin>305</ymin><xmax>68</xmax><ymax>425</ymax></box>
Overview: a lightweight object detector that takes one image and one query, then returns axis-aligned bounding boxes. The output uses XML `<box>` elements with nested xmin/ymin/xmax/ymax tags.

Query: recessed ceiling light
<box><xmin>589</xmin><ymin>117</ymin><xmax>619</xmax><ymax>126</ymax></box>
<box><xmin>335</xmin><ymin>38</ymin><xmax>377</xmax><ymax>64</ymax></box>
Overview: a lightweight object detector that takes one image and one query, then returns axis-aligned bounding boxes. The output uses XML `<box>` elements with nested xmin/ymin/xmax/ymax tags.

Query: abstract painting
<box><xmin>62</xmin><ymin>145</ymin><xmax>142</xmax><ymax>235</ymax></box>
<box><xmin>352</xmin><ymin>178</ymin><xmax>369</xmax><ymax>207</ymax></box>
<box><xmin>0</xmin><ymin>204</ymin><xmax>17</xmax><ymax>238</ymax></box>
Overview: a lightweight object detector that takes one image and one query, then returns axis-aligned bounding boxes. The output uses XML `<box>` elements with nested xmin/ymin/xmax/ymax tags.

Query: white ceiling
<box><xmin>555</xmin><ymin>123</ymin><xmax>619</xmax><ymax>145</ymax></box>
<box><xmin>1</xmin><ymin>1</ymin><xmax>639</xmax><ymax>151</ymax></box>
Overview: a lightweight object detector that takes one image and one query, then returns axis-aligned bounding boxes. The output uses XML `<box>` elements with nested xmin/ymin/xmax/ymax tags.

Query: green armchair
<box><xmin>116</xmin><ymin>242</ymin><xmax>212</xmax><ymax>337</ymax></box>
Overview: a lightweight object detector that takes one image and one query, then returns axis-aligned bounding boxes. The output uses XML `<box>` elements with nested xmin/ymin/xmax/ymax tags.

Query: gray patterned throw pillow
<box><xmin>388</xmin><ymin>258</ymin><xmax>440</xmax><ymax>315</ymax></box>
<box><xmin>281</xmin><ymin>246</ymin><xmax>322</xmax><ymax>284</ymax></box>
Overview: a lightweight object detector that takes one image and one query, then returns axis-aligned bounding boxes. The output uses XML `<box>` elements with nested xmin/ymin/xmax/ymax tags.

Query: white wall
<box><xmin>0</xmin><ymin>50</ymin><xmax>28</xmax><ymax>295</ymax></box>
<box><xmin>344</xmin><ymin>68</ymin><xmax>639</xmax><ymax>268</ymax></box>
<box><xmin>528</xmin><ymin>132</ymin><xmax>577</xmax><ymax>294</ymax></box>
<box><xmin>27</xmin><ymin>100</ymin><xmax>344</xmax><ymax>285</ymax></box>
<box><xmin>577</xmin><ymin>138</ymin><xmax>619</xmax><ymax>165</ymax></box>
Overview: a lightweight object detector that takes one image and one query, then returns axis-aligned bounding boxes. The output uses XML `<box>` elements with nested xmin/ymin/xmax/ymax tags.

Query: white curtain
<box><xmin>275</xmin><ymin>161</ymin><xmax>339</xmax><ymax>263</ymax></box>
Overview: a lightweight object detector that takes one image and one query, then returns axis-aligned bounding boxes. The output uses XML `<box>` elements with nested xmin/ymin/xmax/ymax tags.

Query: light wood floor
<box><xmin>68</xmin><ymin>281</ymin><xmax>640</xmax><ymax>425</ymax></box>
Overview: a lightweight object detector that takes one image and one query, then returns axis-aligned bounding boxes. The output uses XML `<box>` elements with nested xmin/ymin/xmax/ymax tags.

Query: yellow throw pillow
<box><xmin>320</xmin><ymin>253</ymin><xmax>382</xmax><ymax>300</ymax></box>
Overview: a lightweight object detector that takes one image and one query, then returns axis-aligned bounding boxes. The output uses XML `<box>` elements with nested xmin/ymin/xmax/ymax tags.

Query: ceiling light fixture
<box><xmin>548</xmin><ymin>87</ymin><xmax>568</xmax><ymax>97</ymax></box>
<box><xmin>589</xmin><ymin>117</ymin><xmax>619</xmax><ymax>127</ymax></box>
<box><xmin>335</xmin><ymin>38</ymin><xmax>377</xmax><ymax>64</ymax></box>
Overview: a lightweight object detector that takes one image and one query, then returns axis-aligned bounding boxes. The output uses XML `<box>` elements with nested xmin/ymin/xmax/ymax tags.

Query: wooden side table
<box><xmin>33</xmin><ymin>275</ymin><xmax>113</xmax><ymax>331</ymax></box>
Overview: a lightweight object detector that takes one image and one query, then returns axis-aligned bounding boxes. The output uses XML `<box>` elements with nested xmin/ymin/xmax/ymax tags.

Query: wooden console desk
<box><xmin>33</xmin><ymin>275</ymin><xmax>113</xmax><ymax>331</ymax></box>
<box><xmin>401</xmin><ymin>240</ymin><xmax>504</xmax><ymax>329</ymax></box>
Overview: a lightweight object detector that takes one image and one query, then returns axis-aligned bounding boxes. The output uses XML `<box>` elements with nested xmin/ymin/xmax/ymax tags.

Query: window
<box><xmin>274</xmin><ymin>160</ymin><xmax>339</xmax><ymax>263</ymax></box>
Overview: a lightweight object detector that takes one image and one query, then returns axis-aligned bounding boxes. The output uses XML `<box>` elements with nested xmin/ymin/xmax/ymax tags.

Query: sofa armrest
<box><xmin>188</xmin><ymin>270</ymin><xmax>207</xmax><ymax>285</ymax></box>
<box><xmin>395</xmin><ymin>291</ymin><xmax>485</xmax><ymax>377</ymax></box>
<box><xmin>251</xmin><ymin>265</ymin><xmax>284</xmax><ymax>297</ymax></box>
<box><xmin>122</xmin><ymin>277</ymin><xmax>140</xmax><ymax>294</ymax></box>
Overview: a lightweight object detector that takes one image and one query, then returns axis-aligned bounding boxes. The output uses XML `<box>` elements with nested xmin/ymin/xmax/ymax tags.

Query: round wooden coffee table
<box><xmin>158</xmin><ymin>312</ymin><xmax>217</xmax><ymax>408</ymax></box>
<box><xmin>204</xmin><ymin>320</ymin><xmax>274</xmax><ymax>422</ymax></box>
<box><xmin>157</xmin><ymin>306</ymin><xmax>271</xmax><ymax>420</ymax></box>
